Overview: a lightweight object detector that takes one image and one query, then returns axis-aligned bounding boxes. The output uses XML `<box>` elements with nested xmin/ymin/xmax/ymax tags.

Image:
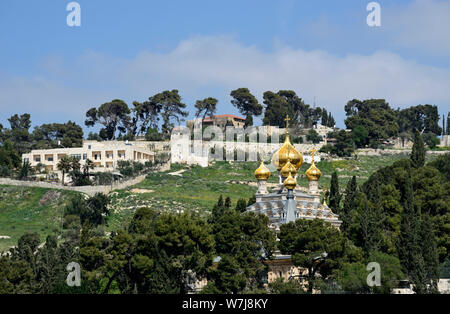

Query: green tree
<box><xmin>321</xmin><ymin>109</ymin><xmax>328</xmax><ymax>126</ymax></box>
<box><xmin>422</xmin><ymin>132</ymin><xmax>440</xmax><ymax>149</ymax></box>
<box><xmin>329</xmin><ymin>171</ymin><xmax>341</xmax><ymax>213</ymax></box>
<box><xmin>57</xmin><ymin>156</ymin><xmax>72</xmax><ymax>185</ymax></box>
<box><xmin>420</xmin><ymin>213</ymin><xmax>439</xmax><ymax>293</ymax></box>
<box><xmin>235</xmin><ymin>198</ymin><xmax>247</xmax><ymax>213</ymax></box>
<box><xmin>278</xmin><ymin>219</ymin><xmax>349</xmax><ymax>293</ymax></box>
<box><xmin>207</xmin><ymin>210</ymin><xmax>276</xmax><ymax>293</ymax></box>
<box><xmin>230</xmin><ymin>88</ymin><xmax>262</xmax><ymax>127</ymax></box>
<box><xmin>352</xmin><ymin>125</ymin><xmax>369</xmax><ymax>148</ymax></box>
<box><xmin>32</xmin><ymin>121</ymin><xmax>83</xmax><ymax>149</ymax></box>
<box><xmin>306</xmin><ymin>129</ymin><xmax>322</xmax><ymax>144</ymax></box>
<box><xmin>397</xmin><ymin>104</ymin><xmax>442</xmax><ymax>136</ymax></box>
<box><xmin>341</xmin><ymin>176</ymin><xmax>357</xmax><ymax>235</ymax></box>
<box><xmin>2</xmin><ymin>113</ymin><xmax>33</xmax><ymax>155</ymax></box>
<box><xmin>397</xmin><ymin>168</ymin><xmax>427</xmax><ymax>293</ymax></box>
<box><xmin>150</xmin><ymin>90</ymin><xmax>188</xmax><ymax>136</ymax></box>
<box><xmin>18</xmin><ymin>160</ymin><xmax>33</xmax><ymax>179</ymax></box>
<box><xmin>345</xmin><ymin>99</ymin><xmax>398</xmax><ymax>147</ymax></box>
<box><xmin>410</xmin><ymin>130</ymin><xmax>425</xmax><ymax>168</ymax></box>
<box><xmin>0</xmin><ymin>140</ymin><xmax>21</xmax><ymax>176</ymax></box>
<box><xmin>195</xmin><ymin>97</ymin><xmax>218</xmax><ymax>120</ymax></box>
<box><xmin>85</xmin><ymin>99</ymin><xmax>131</xmax><ymax>140</ymax></box>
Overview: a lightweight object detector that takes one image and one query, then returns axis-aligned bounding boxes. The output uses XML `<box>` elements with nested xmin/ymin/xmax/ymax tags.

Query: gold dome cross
<box><xmin>284</xmin><ymin>115</ymin><xmax>290</xmax><ymax>130</ymax></box>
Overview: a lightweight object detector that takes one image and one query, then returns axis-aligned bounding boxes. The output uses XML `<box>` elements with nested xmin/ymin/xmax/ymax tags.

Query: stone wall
<box><xmin>0</xmin><ymin>166</ymin><xmax>171</xmax><ymax>196</ymax></box>
<box><xmin>440</xmin><ymin>135</ymin><xmax>450</xmax><ymax>147</ymax></box>
<box><xmin>171</xmin><ymin>138</ymin><xmax>326</xmax><ymax>167</ymax></box>
<box><xmin>356</xmin><ymin>148</ymin><xmax>449</xmax><ymax>156</ymax></box>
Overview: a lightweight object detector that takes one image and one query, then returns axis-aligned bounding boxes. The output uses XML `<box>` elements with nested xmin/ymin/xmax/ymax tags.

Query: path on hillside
<box><xmin>0</xmin><ymin>162</ymin><xmax>171</xmax><ymax>196</ymax></box>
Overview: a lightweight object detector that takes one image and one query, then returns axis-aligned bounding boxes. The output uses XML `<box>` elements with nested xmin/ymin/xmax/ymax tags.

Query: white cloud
<box><xmin>0</xmin><ymin>35</ymin><xmax>449</xmax><ymax>127</ymax></box>
<box><xmin>384</xmin><ymin>0</ymin><xmax>450</xmax><ymax>56</ymax></box>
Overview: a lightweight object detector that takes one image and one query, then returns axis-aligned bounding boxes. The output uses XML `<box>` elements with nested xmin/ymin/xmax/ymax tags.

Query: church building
<box><xmin>246</xmin><ymin>115</ymin><xmax>342</xmax><ymax>287</ymax></box>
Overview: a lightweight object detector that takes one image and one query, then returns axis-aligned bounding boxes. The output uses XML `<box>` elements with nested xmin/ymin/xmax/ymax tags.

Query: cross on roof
<box><xmin>284</xmin><ymin>115</ymin><xmax>290</xmax><ymax>129</ymax></box>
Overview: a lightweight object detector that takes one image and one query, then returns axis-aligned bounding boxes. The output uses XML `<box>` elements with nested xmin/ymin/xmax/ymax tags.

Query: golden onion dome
<box><xmin>272</xmin><ymin>115</ymin><xmax>303</xmax><ymax>171</ymax></box>
<box><xmin>305</xmin><ymin>147</ymin><xmax>321</xmax><ymax>181</ymax></box>
<box><xmin>281</xmin><ymin>160</ymin><xmax>297</xmax><ymax>178</ymax></box>
<box><xmin>283</xmin><ymin>173</ymin><xmax>297</xmax><ymax>190</ymax></box>
<box><xmin>254</xmin><ymin>161</ymin><xmax>271</xmax><ymax>181</ymax></box>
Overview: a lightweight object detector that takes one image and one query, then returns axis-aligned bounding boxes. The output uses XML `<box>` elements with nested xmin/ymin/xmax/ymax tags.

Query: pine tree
<box><xmin>397</xmin><ymin>169</ymin><xmax>427</xmax><ymax>293</ymax></box>
<box><xmin>329</xmin><ymin>171</ymin><xmax>341</xmax><ymax>213</ymax></box>
<box><xmin>410</xmin><ymin>130</ymin><xmax>425</xmax><ymax>168</ymax></box>
<box><xmin>341</xmin><ymin>176</ymin><xmax>357</xmax><ymax>234</ymax></box>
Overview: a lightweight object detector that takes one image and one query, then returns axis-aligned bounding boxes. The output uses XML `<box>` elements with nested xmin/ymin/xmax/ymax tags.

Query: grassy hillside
<box><xmin>0</xmin><ymin>185</ymin><xmax>77</xmax><ymax>252</ymax></box>
<box><xmin>107</xmin><ymin>154</ymin><xmax>437</xmax><ymax>230</ymax></box>
<box><xmin>1</xmin><ymin>153</ymin><xmax>440</xmax><ymax>248</ymax></box>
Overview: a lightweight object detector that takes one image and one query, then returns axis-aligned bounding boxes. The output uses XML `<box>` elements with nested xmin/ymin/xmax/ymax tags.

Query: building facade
<box><xmin>22</xmin><ymin>140</ymin><xmax>155</xmax><ymax>174</ymax></box>
<box><xmin>187</xmin><ymin>114</ymin><xmax>246</xmax><ymax>130</ymax></box>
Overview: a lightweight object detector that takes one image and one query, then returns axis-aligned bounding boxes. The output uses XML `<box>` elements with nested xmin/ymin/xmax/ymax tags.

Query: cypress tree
<box><xmin>235</xmin><ymin>198</ymin><xmax>248</xmax><ymax>213</ymax></box>
<box><xmin>217</xmin><ymin>195</ymin><xmax>224</xmax><ymax>207</ymax></box>
<box><xmin>327</xmin><ymin>113</ymin><xmax>335</xmax><ymax>128</ymax></box>
<box><xmin>358</xmin><ymin>196</ymin><xmax>382</xmax><ymax>256</ymax></box>
<box><xmin>212</xmin><ymin>195</ymin><xmax>225</xmax><ymax>222</ymax></box>
<box><xmin>224</xmin><ymin>196</ymin><xmax>231</xmax><ymax>209</ymax></box>
<box><xmin>341</xmin><ymin>176</ymin><xmax>357</xmax><ymax>234</ymax></box>
<box><xmin>329</xmin><ymin>171</ymin><xmax>341</xmax><ymax>213</ymax></box>
<box><xmin>397</xmin><ymin>169</ymin><xmax>427</xmax><ymax>293</ymax></box>
<box><xmin>420</xmin><ymin>213</ymin><xmax>439</xmax><ymax>293</ymax></box>
<box><xmin>447</xmin><ymin>112</ymin><xmax>450</xmax><ymax>135</ymax></box>
<box><xmin>443</xmin><ymin>114</ymin><xmax>446</xmax><ymax>136</ymax></box>
<box><xmin>247</xmin><ymin>195</ymin><xmax>256</xmax><ymax>206</ymax></box>
<box><xmin>410</xmin><ymin>130</ymin><xmax>425</xmax><ymax>168</ymax></box>
<box><xmin>321</xmin><ymin>109</ymin><xmax>328</xmax><ymax>126</ymax></box>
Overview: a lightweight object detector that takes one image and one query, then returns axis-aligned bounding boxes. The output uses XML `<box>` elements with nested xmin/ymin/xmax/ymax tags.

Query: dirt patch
<box><xmin>168</xmin><ymin>169</ymin><xmax>186</xmax><ymax>176</ymax></box>
<box><xmin>131</xmin><ymin>188</ymin><xmax>154</xmax><ymax>194</ymax></box>
<box><xmin>39</xmin><ymin>190</ymin><xmax>61</xmax><ymax>206</ymax></box>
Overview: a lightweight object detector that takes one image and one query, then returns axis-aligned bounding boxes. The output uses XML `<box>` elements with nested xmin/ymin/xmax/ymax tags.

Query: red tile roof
<box><xmin>204</xmin><ymin>114</ymin><xmax>245</xmax><ymax>121</ymax></box>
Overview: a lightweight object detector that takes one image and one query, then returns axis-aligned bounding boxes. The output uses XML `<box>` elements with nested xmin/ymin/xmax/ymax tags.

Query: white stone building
<box><xmin>22</xmin><ymin>140</ymin><xmax>155</xmax><ymax>174</ymax></box>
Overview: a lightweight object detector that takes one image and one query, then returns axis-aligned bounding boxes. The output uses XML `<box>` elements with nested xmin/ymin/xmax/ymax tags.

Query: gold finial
<box><xmin>254</xmin><ymin>161</ymin><xmax>271</xmax><ymax>181</ymax></box>
<box><xmin>281</xmin><ymin>159</ymin><xmax>297</xmax><ymax>178</ymax></box>
<box><xmin>310</xmin><ymin>147</ymin><xmax>316</xmax><ymax>161</ymax></box>
<box><xmin>322</xmin><ymin>188</ymin><xmax>327</xmax><ymax>206</ymax></box>
<box><xmin>272</xmin><ymin>116</ymin><xmax>303</xmax><ymax>171</ymax></box>
<box><xmin>305</xmin><ymin>146</ymin><xmax>321</xmax><ymax>181</ymax></box>
<box><xmin>283</xmin><ymin>173</ymin><xmax>297</xmax><ymax>190</ymax></box>
<box><xmin>284</xmin><ymin>115</ymin><xmax>290</xmax><ymax>135</ymax></box>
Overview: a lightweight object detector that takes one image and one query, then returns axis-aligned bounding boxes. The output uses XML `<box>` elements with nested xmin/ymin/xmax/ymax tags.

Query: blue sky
<box><xmin>0</xmin><ymin>0</ymin><xmax>449</xmax><ymax>132</ymax></box>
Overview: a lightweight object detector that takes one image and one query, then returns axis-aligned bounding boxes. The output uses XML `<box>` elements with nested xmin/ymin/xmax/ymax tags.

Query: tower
<box><xmin>305</xmin><ymin>147</ymin><xmax>321</xmax><ymax>196</ymax></box>
<box><xmin>254</xmin><ymin>161</ymin><xmax>271</xmax><ymax>194</ymax></box>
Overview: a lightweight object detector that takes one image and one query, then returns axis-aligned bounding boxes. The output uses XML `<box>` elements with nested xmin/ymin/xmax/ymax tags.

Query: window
<box><xmin>88</xmin><ymin>145</ymin><xmax>91</xmax><ymax>150</ymax></box>
<box><xmin>71</xmin><ymin>154</ymin><xmax>81</xmax><ymax>160</ymax></box>
<box><xmin>83</xmin><ymin>153</ymin><xmax>87</xmax><ymax>160</ymax></box>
